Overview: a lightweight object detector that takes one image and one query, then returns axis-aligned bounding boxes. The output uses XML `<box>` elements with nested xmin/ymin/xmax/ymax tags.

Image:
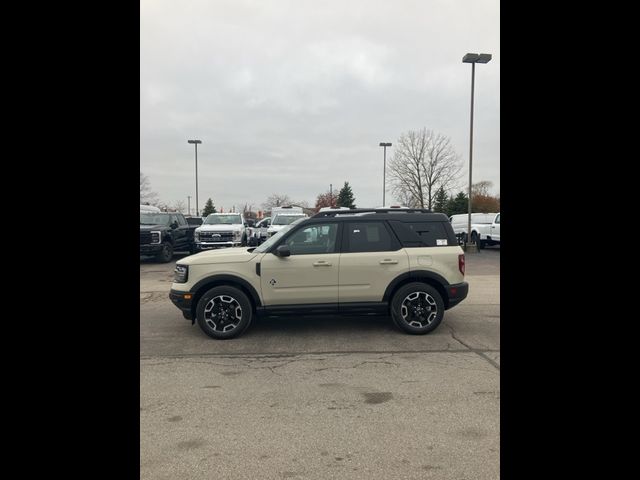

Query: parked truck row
<box><xmin>141</xmin><ymin>205</ymin><xmax>312</xmax><ymax>262</ymax></box>
<box><xmin>141</xmin><ymin>205</ymin><xmax>499</xmax><ymax>262</ymax></box>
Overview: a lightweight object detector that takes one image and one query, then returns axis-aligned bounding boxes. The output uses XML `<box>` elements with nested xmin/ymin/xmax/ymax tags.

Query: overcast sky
<box><xmin>141</xmin><ymin>0</ymin><xmax>499</xmax><ymax>214</ymax></box>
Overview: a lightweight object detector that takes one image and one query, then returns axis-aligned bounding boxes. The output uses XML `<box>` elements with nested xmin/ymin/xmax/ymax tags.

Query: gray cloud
<box><xmin>141</xmin><ymin>0</ymin><xmax>499</xmax><ymax>212</ymax></box>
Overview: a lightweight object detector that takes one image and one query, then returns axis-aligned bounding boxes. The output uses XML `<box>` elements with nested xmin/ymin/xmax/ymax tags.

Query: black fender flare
<box><xmin>190</xmin><ymin>274</ymin><xmax>262</xmax><ymax>309</ymax></box>
<box><xmin>382</xmin><ymin>270</ymin><xmax>450</xmax><ymax>304</ymax></box>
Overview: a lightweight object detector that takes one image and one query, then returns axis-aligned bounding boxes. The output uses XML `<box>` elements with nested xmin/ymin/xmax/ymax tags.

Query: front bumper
<box><xmin>195</xmin><ymin>242</ymin><xmax>239</xmax><ymax>250</ymax></box>
<box><xmin>169</xmin><ymin>289</ymin><xmax>194</xmax><ymax>320</ymax></box>
<box><xmin>140</xmin><ymin>244</ymin><xmax>163</xmax><ymax>255</ymax></box>
<box><xmin>446</xmin><ymin>282</ymin><xmax>469</xmax><ymax>309</ymax></box>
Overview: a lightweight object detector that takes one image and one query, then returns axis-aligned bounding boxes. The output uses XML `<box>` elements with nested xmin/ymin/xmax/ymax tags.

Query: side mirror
<box><xmin>275</xmin><ymin>245</ymin><xmax>291</xmax><ymax>257</ymax></box>
<box><xmin>170</xmin><ymin>222</ymin><xmax>178</xmax><ymax>229</ymax></box>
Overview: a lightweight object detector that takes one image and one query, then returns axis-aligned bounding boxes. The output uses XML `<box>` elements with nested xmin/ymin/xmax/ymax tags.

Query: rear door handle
<box><xmin>313</xmin><ymin>261</ymin><xmax>332</xmax><ymax>266</ymax></box>
<box><xmin>379</xmin><ymin>259</ymin><xmax>398</xmax><ymax>265</ymax></box>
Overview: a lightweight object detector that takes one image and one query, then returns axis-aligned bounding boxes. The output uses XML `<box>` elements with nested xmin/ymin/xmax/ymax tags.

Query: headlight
<box><xmin>233</xmin><ymin>230</ymin><xmax>241</xmax><ymax>240</ymax></box>
<box><xmin>174</xmin><ymin>265</ymin><xmax>188</xmax><ymax>283</ymax></box>
<box><xmin>194</xmin><ymin>231</ymin><xmax>200</xmax><ymax>241</ymax></box>
<box><xmin>151</xmin><ymin>231</ymin><xmax>161</xmax><ymax>244</ymax></box>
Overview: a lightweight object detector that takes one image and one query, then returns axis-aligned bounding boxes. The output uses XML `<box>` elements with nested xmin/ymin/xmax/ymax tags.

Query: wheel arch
<box><xmin>190</xmin><ymin>274</ymin><xmax>262</xmax><ymax>321</ymax></box>
<box><xmin>383</xmin><ymin>271</ymin><xmax>450</xmax><ymax>309</ymax></box>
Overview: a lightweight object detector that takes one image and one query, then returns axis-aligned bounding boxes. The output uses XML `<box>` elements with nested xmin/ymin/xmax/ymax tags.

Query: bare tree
<box><xmin>392</xmin><ymin>189</ymin><xmax>421</xmax><ymax>208</ymax></box>
<box><xmin>140</xmin><ymin>171</ymin><xmax>159</xmax><ymax>205</ymax></box>
<box><xmin>262</xmin><ymin>194</ymin><xmax>293</xmax><ymax>211</ymax></box>
<box><xmin>472</xmin><ymin>180</ymin><xmax>493</xmax><ymax>197</ymax></box>
<box><xmin>388</xmin><ymin>129</ymin><xmax>463</xmax><ymax>209</ymax></box>
<box><xmin>172</xmin><ymin>200</ymin><xmax>186</xmax><ymax>213</ymax></box>
<box><xmin>293</xmin><ymin>200</ymin><xmax>310</xmax><ymax>209</ymax></box>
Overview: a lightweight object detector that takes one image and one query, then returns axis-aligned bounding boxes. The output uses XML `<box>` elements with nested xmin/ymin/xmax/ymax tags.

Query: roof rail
<box><xmin>312</xmin><ymin>207</ymin><xmax>432</xmax><ymax>218</ymax></box>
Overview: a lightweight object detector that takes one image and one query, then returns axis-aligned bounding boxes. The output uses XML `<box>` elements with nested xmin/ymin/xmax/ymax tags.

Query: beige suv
<box><xmin>170</xmin><ymin>208</ymin><xmax>468</xmax><ymax>339</ymax></box>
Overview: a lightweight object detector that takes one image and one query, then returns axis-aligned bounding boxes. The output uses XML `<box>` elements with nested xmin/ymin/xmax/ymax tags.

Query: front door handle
<box><xmin>379</xmin><ymin>259</ymin><xmax>398</xmax><ymax>265</ymax></box>
<box><xmin>313</xmin><ymin>261</ymin><xmax>332</xmax><ymax>266</ymax></box>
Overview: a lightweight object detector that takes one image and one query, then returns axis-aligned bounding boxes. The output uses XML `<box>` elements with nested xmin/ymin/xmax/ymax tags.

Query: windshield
<box><xmin>272</xmin><ymin>214</ymin><xmax>306</xmax><ymax>225</ymax></box>
<box><xmin>257</xmin><ymin>217</ymin><xmax>270</xmax><ymax>227</ymax></box>
<box><xmin>140</xmin><ymin>213</ymin><xmax>171</xmax><ymax>226</ymax></box>
<box><xmin>254</xmin><ymin>217</ymin><xmax>306</xmax><ymax>253</ymax></box>
<box><xmin>204</xmin><ymin>214</ymin><xmax>242</xmax><ymax>225</ymax></box>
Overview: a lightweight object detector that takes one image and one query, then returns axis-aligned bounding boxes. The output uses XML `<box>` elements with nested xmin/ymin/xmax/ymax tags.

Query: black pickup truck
<box><xmin>140</xmin><ymin>212</ymin><xmax>198</xmax><ymax>262</ymax></box>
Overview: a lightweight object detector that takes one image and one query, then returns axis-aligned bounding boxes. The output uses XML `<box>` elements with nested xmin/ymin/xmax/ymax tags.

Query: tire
<box><xmin>241</xmin><ymin>234</ymin><xmax>247</xmax><ymax>247</ymax></box>
<box><xmin>390</xmin><ymin>282</ymin><xmax>445</xmax><ymax>335</ymax></box>
<box><xmin>156</xmin><ymin>242</ymin><xmax>174</xmax><ymax>263</ymax></box>
<box><xmin>471</xmin><ymin>232</ymin><xmax>483</xmax><ymax>250</ymax></box>
<box><xmin>196</xmin><ymin>286</ymin><xmax>253</xmax><ymax>339</ymax></box>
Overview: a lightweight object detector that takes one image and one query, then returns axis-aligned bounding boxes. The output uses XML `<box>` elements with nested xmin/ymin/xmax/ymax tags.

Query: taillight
<box><xmin>458</xmin><ymin>254</ymin><xmax>465</xmax><ymax>275</ymax></box>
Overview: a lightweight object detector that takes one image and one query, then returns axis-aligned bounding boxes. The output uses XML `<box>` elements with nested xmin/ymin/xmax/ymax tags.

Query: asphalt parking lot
<box><xmin>140</xmin><ymin>247</ymin><xmax>500</xmax><ymax>480</ymax></box>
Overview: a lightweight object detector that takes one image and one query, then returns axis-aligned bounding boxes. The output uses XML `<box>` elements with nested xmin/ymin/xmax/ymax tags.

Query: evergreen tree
<box><xmin>433</xmin><ymin>187</ymin><xmax>448</xmax><ymax>213</ymax></box>
<box><xmin>202</xmin><ymin>198</ymin><xmax>217</xmax><ymax>217</ymax></box>
<box><xmin>446</xmin><ymin>192</ymin><xmax>468</xmax><ymax>216</ymax></box>
<box><xmin>336</xmin><ymin>181</ymin><xmax>356</xmax><ymax>208</ymax></box>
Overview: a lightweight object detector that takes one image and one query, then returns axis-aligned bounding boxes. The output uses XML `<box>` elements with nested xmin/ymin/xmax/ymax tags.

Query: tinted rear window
<box><xmin>389</xmin><ymin>220</ymin><xmax>454</xmax><ymax>247</ymax></box>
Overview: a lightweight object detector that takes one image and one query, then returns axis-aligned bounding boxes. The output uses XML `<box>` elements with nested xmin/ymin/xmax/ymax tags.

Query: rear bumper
<box><xmin>446</xmin><ymin>282</ymin><xmax>469</xmax><ymax>309</ymax></box>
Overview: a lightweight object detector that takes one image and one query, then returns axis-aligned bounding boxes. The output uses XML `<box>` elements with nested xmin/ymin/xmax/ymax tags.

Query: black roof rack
<box><xmin>312</xmin><ymin>208</ymin><xmax>432</xmax><ymax>218</ymax></box>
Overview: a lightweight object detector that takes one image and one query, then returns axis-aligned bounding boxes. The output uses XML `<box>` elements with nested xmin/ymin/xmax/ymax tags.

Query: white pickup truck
<box><xmin>450</xmin><ymin>212</ymin><xmax>500</xmax><ymax>249</ymax></box>
<box><xmin>266</xmin><ymin>206</ymin><xmax>308</xmax><ymax>238</ymax></box>
<box><xmin>247</xmin><ymin>216</ymin><xmax>271</xmax><ymax>246</ymax></box>
<box><xmin>194</xmin><ymin>212</ymin><xmax>250</xmax><ymax>250</ymax></box>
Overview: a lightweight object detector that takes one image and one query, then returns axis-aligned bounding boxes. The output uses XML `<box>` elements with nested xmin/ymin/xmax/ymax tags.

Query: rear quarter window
<box><xmin>389</xmin><ymin>220</ymin><xmax>456</xmax><ymax>247</ymax></box>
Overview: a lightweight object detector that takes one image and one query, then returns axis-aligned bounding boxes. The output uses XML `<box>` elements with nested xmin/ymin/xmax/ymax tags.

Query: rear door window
<box><xmin>343</xmin><ymin>221</ymin><xmax>399</xmax><ymax>253</ymax></box>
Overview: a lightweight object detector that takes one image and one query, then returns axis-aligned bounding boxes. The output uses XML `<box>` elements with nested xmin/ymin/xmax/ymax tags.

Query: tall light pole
<box><xmin>187</xmin><ymin>139</ymin><xmax>202</xmax><ymax>216</ymax></box>
<box><xmin>187</xmin><ymin>195</ymin><xmax>191</xmax><ymax>216</ymax></box>
<box><xmin>379</xmin><ymin>142</ymin><xmax>392</xmax><ymax>206</ymax></box>
<box><xmin>462</xmin><ymin>53</ymin><xmax>491</xmax><ymax>252</ymax></box>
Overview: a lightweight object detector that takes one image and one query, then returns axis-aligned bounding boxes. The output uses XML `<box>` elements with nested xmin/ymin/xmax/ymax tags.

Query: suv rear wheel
<box><xmin>390</xmin><ymin>282</ymin><xmax>445</xmax><ymax>334</ymax></box>
<box><xmin>196</xmin><ymin>286</ymin><xmax>252</xmax><ymax>339</ymax></box>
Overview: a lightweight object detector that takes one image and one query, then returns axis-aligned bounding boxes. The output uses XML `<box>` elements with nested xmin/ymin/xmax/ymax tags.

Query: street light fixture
<box><xmin>187</xmin><ymin>139</ymin><xmax>202</xmax><ymax>216</ymax></box>
<box><xmin>379</xmin><ymin>142</ymin><xmax>392</xmax><ymax>206</ymax></box>
<box><xmin>462</xmin><ymin>53</ymin><xmax>492</xmax><ymax>253</ymax></box>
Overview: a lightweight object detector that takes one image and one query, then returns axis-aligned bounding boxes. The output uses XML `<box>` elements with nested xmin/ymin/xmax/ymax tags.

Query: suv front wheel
<box><xmin>390</xmin><ymin>282</ymin><xmax>445</xmax><ymax>334</ymax></box>
<box><xmin>196</xmin><ymin>286</ymin><xmax>252</xmax><ymax>339</ymax></box>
